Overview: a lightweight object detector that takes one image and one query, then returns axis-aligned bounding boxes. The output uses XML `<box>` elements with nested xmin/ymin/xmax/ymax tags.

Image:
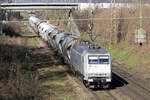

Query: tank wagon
<box><xmin>29</xmin><ymin>16</ymin><xmax>112</xmax><ymax>88</ymax></box>
<box><xmin>29</xmin><ymin>16</ymin><xmax>41</xmax><ymax>34</ymax></box>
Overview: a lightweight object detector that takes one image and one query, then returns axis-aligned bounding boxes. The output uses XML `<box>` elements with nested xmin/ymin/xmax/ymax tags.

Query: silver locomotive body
<box><xmin>70</xmin><ymin>44</ymin><xmax>112</xmax><ymax>87</ymax></box>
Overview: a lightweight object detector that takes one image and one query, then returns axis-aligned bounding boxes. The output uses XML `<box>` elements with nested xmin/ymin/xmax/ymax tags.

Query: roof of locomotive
<box><xmin>72</xmin><ymin>44</ymin><xmax>109</xmax><ymax>55</ymax></box>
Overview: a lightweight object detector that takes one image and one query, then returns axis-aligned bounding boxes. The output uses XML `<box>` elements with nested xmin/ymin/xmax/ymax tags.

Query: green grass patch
<box><xmin>27</xmin><ymin>38</ymin><xmax>37</xmax><ymax>46</ymax></box>
<box><xmin>24</xmin><ymin>33</ymin><xmax>36</xmax><ymax>37</ymax></box>
<box><xmin>39</xmin><ymin>67</ymin><xmax>76</xmax><ymax>100</ymax></box>
<box><xmin>127</xmin><ymin>55</ymin><xmax>142</xmax><ymax>67</ymax></box>
<box><xmin>81</xmin><ymin>32</ymin><xmax>90</xmax><ymax>40</ymax></box>
<box><xmin>148</xmin><ymin>56</ymin><xmax>150</xmax><ymax>61</ymax></box>
<box><xmin>97</xmin><ymin>41</ymin><xmax>110</xmax><ymax>49</ymax></box>
<box><xmin>97</xmin><ymin>91</ymin><xmax>107</xmax><ymax>100</ymax></box>
<box><xmin>64</xmin><ymin>96</ymin><xmax>74</xmax><ymax>100</ymax></box>
<box><xmin>110</xmin><ymin>48</ymin><xmax>132</xmax><ymax>64</ymax></box>
<box><xmin>20</xmin><ymin>12</ymin><xmax>29</xmax><ymax>19</ymax></box>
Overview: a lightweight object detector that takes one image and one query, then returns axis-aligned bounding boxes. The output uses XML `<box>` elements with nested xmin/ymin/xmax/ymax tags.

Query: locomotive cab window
<box><xmin>88</xmin><ymin>55</ymin><xmax>109</xmax><ymax>64</ymax></box>
<box><xmin>88</xmin><ymin>56</ymin><xmax>99</xmax><ymax>64</ymax></box>
<box><xmin>99</xmin><ymin>55</ymin><xmax>109</xmax><ymax>64</ymax></box>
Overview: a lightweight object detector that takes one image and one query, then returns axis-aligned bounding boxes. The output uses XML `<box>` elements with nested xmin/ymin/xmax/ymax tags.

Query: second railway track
<box><xmin>111</xmin><ymin>66</ymin><xmax>150</xmax><ymax>100</ymax></box>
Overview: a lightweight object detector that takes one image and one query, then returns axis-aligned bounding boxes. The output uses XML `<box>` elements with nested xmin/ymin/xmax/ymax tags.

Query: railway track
<box><xmin>112</xmin><ymin>66</ymin><xmax>150</xmax><ymax>100</ymax></box>
<box><xmin>105</xmin><ymin>90</ymin><xmax>119</xmax><ymax>100</ymax></box>
<box><xmin>113</xmin><ymin>66</ymin><xmax>150</xmax><ymax>92</ymax></box>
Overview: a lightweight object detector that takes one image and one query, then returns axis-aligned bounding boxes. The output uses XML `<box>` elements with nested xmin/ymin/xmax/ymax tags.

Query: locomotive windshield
<box><xmin>88</xmin><ymin>56</ymin><xmax>99</xmax><ymax>64</ymax></box>
<box><xmin>99</xmin><ymin>55</ymin><xmax>109</xmax><ymax>64</ymax></box>
<box><xmin>88</xmin><ymin>55</ymin><xmax>109</xmax><ymax>64</ymax></box>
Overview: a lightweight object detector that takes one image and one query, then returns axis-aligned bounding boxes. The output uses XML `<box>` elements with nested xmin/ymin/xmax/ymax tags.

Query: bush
<box><xmin>3</xmin><ymin>22</ymin><xmax>21</xmax><ymax>37</ymax></box>
<box><xmin>0</xmin><ymin>43</ymin><xmax>42</xmax><ymax>100</ymax></box>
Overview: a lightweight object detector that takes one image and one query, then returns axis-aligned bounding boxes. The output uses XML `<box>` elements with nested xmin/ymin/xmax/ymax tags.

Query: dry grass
<box><xmin>0</xmin><ymin>42</ymin><xmax>42</xmax><ymax>100</ymax></box>
<box><xmin>0</xmin><ymin>21</ymin><xmax>42</xmax><ymax>100</ymax></box>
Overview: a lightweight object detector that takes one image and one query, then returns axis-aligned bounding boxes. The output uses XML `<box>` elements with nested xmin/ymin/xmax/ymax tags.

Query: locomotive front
<box><xmin>87</xmin><ymin>51</ymin><xmax>112</xmax><ymax>87</ymax></box>
<box><xmin>70</xmin><ymin>44</ymin><xmax>112</xmax><ymax>88</ymax></box>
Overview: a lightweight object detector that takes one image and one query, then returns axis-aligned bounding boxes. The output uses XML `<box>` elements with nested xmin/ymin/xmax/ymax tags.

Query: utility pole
<box><xmin>113</xmin><ymin>0</ymin><xmax>117</xmax><ymax>43</ymax></box>
<box><xmin>88</xmin><ymin>0</ymin><xmax>95</xmax><ymax>44</ymax></box>
<box><xmin>78</xmin><ymin>0</ymin><xmax>80</xmax><ymax>9</ymax></box>
<box><xmin>78</xmin><ymin>0</ymin><xmax>80</xmax><ymax>3</ymax></box>
<box><xmin>109</xmin><ymin>0</ymin><xmax>114</xmax><ymax>48</ymax></box>
<box><xmin>68</xmin><ymin>9</ymin><xmax>72</xmax><ymax>32</ymax></box>
<box><xmin>0</xmin><ymin>0</ymin><xmax>3</xmax><ymax>35</ymax></box>
<box><xmin>110</xmin><ymin>0</ymin><xmax>117</xmax><ymax>44</ymax></box>
<box><xmin>139</xmin><ymin>0</ymin><xmax>142</xmax><ymax>28</ymax></box>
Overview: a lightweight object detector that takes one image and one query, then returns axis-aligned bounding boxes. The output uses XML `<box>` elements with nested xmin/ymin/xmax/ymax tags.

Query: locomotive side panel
<box><xmin>70</xmin><ymin>48</ymin><xmax>82</xmax><ymax>73</ymax></box>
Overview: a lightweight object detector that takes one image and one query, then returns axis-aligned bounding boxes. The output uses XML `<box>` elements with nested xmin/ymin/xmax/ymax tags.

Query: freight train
<box><xmin>29</xmin><ymin>16</ymin><xmax>112</xmax><ymax>88</ymax></box>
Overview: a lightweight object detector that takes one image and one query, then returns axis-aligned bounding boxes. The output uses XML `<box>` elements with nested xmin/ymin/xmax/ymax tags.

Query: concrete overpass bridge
<box><xmin>0</xmin><ymin>1</ymin><xmax>79</xmax><ymax>34</ymax></box>
<box><xmin>1</xmin><ymin>3</ymin><xmax>79</xmax><ymax>10</ymax></box>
